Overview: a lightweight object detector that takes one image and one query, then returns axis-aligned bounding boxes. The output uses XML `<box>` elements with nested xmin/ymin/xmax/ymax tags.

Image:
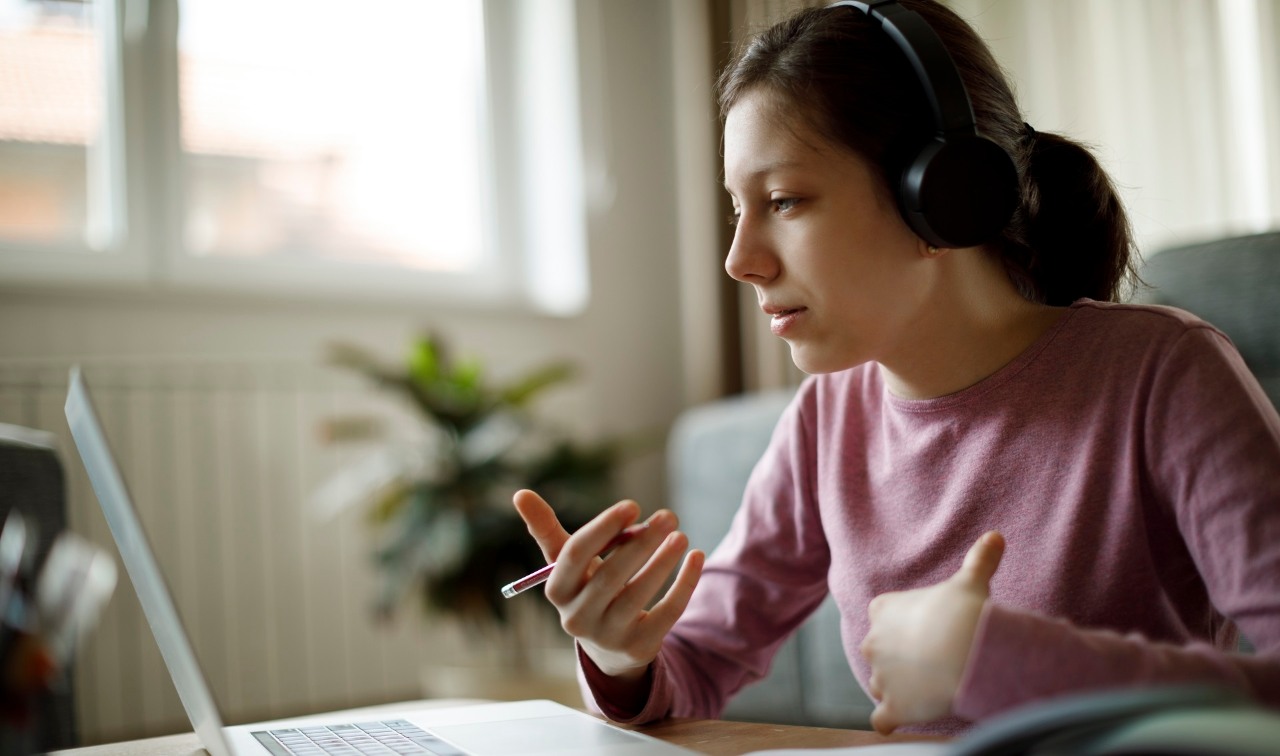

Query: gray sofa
<box><xmin>1137</xmin><ymin>230</ymin><xmax>1280</xmax><ymax>409</ymax></box>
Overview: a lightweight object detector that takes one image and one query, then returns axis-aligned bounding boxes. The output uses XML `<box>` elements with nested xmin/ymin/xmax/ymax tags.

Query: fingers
<box><xmin>859</xmin><ymin>534</ymin><xmax>1008</xmax><ymax>734</ymax></box>
<box><xmin>512</xmin><ymin>489</ymin><xmax>573</xmax><ymax>563</ymax></box>
<box><xmin>591</xmin><ymin>521</ymin><xmax>680</xmax><ymax>609</ymax></box>
<box><xmin>953</xmin><ymin>531</ymin><xmax>1005</xmax><ymax>592</ymax></box>
<box><xmin>560</xmin><ymin>512</ymin><xmax>700</xmax><ymax>654</ymax></box>
<box><xmin>869</xmin><ymin>701</ymin><xmax>901</xmax><ymax>735</ymax></box>
<box><xmin>554</xmin><ymin>500</ymin><xmax>644</xmax><ymax>570</ymax></box>
<box><xmin>623</xmin><ymin>535</ymin><xmax>703</xmax><ymax>622</ymax></box>
<box><xmin>866</xmin><ymin>592</ymin><xmax>896</xmax><ymax>621</ymax></box>
<box><xmin>639</xmin><ymin>546</ymin><xmax>705</xmax><ymax>635</ymax></box>
<box><xmin>516</xmin><ymin>492</ymin><xmax>700</xmax><ymax>679</ymax></box>
<box><xmin>544</xmin><ymin>499</ymin><xmax>643</xmax><ymax>604</ymax></box>
<box><xmin>864</xmin><ymin>636</ymin><xmax>902</xmax><ymax>734</ymax></box>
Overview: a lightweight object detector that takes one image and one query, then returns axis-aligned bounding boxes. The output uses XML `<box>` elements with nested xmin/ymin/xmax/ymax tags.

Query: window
<box><xmin>0</xmin><ymin>0</ymin><xmax>591</xmax><ymax>314</ymax></box>
<box><xmin>0</xmin><ymin>1</ymin><xmax>112</xmax><ymax>252</ymax></box>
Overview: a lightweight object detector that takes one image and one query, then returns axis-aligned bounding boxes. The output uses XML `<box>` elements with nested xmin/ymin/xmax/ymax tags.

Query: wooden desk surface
<box><xmin>625</xmin><ymin>716</ymin><xmax>938</xmax><ymax>753</ymax></box>
<box><xmin>51</xmin><ymin>700</ymin><xmax>938</xmax><ymax>756</ymax></box>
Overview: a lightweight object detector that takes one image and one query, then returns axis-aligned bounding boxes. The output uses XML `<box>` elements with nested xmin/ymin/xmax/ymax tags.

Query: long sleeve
<box><xmin>579</xmin><ymin>392</ymin><xmax>833</xmax><ymax>723</ymax></box>
<box><xmin>583</xmin><ymin>301</ymin><xmax>1280</xmax><ymax>735</ymax></box>
<box><xmin>953</xmin><ymin>602</ymin><xmax>1280</xmax><ymax>721</ymax></box>
<box><xmin>954</xmin><ymin>323</ymin><xmax>1280</xmax><ymax>720</ymax></box>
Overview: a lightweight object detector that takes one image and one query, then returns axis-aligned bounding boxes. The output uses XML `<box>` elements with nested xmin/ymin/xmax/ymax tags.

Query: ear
<box><xmin>920</xmin><ymin>241</ymin><xmax>948</xmax><ymax>258</ymax></box>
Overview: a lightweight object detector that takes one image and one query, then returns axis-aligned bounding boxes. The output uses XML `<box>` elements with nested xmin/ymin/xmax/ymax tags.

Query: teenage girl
<box><xmin>513</xmin><ymin>0</ymin><xmax>1280</xmax><ymax>735</ymax></box>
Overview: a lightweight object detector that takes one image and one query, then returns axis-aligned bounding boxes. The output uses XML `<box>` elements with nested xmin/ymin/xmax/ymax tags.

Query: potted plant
<box><xmin>318</xmin><ymin>335</ymin><xmax>626</xmax><ymax>662</ymax></box>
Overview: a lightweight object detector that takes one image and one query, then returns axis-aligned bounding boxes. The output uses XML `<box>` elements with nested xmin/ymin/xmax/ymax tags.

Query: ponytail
<box><xmin>1001</xmin><ymin>130</ymin><xmax>1139</xmax><ymax>306</ymax></box>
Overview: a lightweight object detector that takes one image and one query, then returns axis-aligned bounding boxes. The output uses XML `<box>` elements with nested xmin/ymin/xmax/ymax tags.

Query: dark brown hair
<box><xmin>716</xmin><ymin>0</ymin><xmax>1138</xmax><ymax>305</ymax></box>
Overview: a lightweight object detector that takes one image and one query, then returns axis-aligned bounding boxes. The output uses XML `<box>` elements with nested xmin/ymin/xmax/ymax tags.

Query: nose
<box><xmin>724</xmin><ymin>215</ymin><xmax>778</xmax><ymax>283</ymax></box>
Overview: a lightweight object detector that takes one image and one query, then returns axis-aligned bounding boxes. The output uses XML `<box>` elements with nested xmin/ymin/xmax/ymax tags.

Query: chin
<box><xmin>788</xmin><ymin>345</ymin><xmax>870</xmax><ymax>376</ymax></box>
<box><xmin>788</xmin><ymin>344</ymin><xmax>852</xmax><ymax>376</ymax></box>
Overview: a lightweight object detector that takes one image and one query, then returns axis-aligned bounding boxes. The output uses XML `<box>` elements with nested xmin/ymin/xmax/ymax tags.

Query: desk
<box><xmin>626</xmin><ymin>717</ymin><xmax>937</xmax><ymax>753</ymax></box>
<box><xmin>51</xmin><ymin>700</ymin><xmax>938</xmax><ymax>755</ymax></box>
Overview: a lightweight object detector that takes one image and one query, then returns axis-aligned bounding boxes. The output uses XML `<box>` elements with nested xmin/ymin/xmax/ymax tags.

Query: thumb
<box><xmin>512</xmin><ymin>489</ymin><xmax>571</xmax><ymax>563</ymax></box>
<box><xmin>954</xmin><ymin>531</ymin><xmax>1005</xmax><ymax>593</ymax></box>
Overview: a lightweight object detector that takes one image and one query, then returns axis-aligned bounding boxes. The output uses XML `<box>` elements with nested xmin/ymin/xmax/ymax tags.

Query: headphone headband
<box><xmin>827</xmin><ymin>0</ymin><xmax>976</xmax><ymax>137</ymax></box>
<box><xmin>822</xmin><ymin>0</ymin><xmax>1019</xmax><ymax>248</ymax></box>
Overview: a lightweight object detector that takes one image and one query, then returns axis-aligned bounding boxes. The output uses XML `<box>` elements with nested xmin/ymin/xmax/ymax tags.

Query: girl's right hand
<box><xmin>511</xmin><ymin>489</ymin><xmax>705</xmax><ymax>685</ymax></box>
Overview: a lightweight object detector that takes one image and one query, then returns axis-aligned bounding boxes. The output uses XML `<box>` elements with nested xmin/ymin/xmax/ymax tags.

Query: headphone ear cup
<box><xmin>899</xmin><ymin>135</ymin><xmax>1019</xmax><ymax>248</ymax></box>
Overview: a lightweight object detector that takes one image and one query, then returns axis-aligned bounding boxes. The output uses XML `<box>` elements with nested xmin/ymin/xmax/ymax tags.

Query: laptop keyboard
<box><xmin>251</xmin><ymin>719</ymin><xmax>466</xmax><ymax>756</ymax></box>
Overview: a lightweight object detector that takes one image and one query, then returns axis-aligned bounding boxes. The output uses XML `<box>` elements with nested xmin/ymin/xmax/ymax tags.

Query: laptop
<box><xmin>64</xmin><ymin>367</ymin><xmax>691</xmax><ymax>756</ymax></box>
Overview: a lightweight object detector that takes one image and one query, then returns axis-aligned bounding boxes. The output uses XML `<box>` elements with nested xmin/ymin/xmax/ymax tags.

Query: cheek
<box><xmin>813</xmin><ymin>240</ymin><xmax>908</xmax><ymax>305</ymax></box>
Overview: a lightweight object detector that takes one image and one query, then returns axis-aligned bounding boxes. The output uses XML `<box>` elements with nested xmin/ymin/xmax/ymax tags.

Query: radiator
<box><xmin>0</xmin><ymin>359</ymin><xmax>504</xmax><ymax>744</ymax></box>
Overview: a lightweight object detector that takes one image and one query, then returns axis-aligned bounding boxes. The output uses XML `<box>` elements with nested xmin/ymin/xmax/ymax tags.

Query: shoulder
<box><xmin>1059</xmin><ymin>299</ymin><xmax>1238</xmax><ymax>364</ymax></box>
<box><xmin>1066</xmin><ymin>298</ymin><xmax>1227</xmax><ymax>341</ymax></box>
<box><xmin>1066</xmin><ymin>300</ymin><xmax>1271</xmax><ymax>416</ymax></box>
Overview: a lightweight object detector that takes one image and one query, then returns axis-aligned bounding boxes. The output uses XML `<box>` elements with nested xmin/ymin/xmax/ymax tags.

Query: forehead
<box><xmin>723</xmin><ymin>89</ymin><xmax>858</xmax><ymax>188</ymax></box>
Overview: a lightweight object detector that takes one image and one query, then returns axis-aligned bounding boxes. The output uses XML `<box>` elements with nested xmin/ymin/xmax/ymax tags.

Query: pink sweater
<box><xmin>581</xmin><ymin>300</ymin><xmax>1280</xmax><ymax>735</ymax></box>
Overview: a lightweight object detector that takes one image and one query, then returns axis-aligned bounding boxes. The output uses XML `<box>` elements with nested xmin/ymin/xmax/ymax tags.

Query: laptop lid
<box><xmin>65</xmin><ymin>366</ymin><xmax>237</xmax><ymax>756</ymax></box>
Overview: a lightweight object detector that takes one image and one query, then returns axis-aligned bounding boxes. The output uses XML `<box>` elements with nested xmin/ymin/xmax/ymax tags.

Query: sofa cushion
<box><xmin>1138</xmin><ymin>231</ymin><xmax>1280</xmax><ymax>408</ymax></box>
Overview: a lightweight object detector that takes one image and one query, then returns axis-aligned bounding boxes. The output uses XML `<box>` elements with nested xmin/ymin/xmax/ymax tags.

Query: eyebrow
<box><xmin>722</xmin><ymin>160</ymin><xmax>806</xmax><ymax>194</ymax></box>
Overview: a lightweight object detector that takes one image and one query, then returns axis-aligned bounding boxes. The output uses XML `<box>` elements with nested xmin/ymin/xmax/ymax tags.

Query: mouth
<box><xmin>763</xmin><ymin>305</ymin><xmax>805</xmax><ymax>319</ymax></box>
<box><xmin>763</xmin><ymin>305</ymin><xmax>806</xmax><ymax>336</ymax></box>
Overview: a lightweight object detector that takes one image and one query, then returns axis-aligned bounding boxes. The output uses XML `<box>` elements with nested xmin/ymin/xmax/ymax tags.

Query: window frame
<box><xmin>0</xmin><ymin>0</ymin><xmax>593</xmax><ymax>315</ymax></box>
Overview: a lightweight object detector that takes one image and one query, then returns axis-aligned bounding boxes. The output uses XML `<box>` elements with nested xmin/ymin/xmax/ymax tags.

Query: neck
<box><xmin>880</xmin><ymin>250</ymin><xmax>1064</xmax><ymax>400</ymax></box>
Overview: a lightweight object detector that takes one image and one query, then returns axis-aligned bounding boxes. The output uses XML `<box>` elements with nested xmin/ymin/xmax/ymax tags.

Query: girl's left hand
<box><xmin>859</xmin><ymin>531</ymin><xmax>1005</xmax><ymax>734</ymax></box>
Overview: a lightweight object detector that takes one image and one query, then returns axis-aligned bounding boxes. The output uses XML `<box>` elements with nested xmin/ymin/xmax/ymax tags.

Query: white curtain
<box><xmin>673</xmin><ymin>0</ymin><xmax>1280</xmax><ymax>397</ymax></box>
<box><xmin>953</xmin><ymin>0</ymin><xmax>1280</xmax><ymax>254</ymax></box>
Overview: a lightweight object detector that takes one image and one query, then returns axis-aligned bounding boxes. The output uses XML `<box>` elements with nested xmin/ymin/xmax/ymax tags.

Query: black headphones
<box><xmin>827</xmin><ymin>0</ymin><xmax>1018</xmax><ymax>248</ymax></box>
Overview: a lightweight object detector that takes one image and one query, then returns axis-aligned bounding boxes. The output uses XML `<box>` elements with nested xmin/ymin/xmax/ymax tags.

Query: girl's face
<box><xmin>723</xmin><ymin>89</ymin><xmax>937</xmax><ymax>375</ymax></box>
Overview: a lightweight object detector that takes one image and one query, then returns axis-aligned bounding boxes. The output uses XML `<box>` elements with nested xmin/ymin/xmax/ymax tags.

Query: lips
<box><xmin>762</xmin><ymin>304</ymin><xmax>806</xmax><ymax>336</ymax></box>
<box><xmin>762</xmin><ymin>304</ymin><xmax>805</xmax><ymax>319</ymax></box>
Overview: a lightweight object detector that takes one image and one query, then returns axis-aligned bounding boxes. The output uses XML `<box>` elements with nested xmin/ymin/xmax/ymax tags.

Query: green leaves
<box><xmin>325</xmin><ymin>333</ymin><xmax>621</xmax><ymax>627</ymax></box>
<box><xmin>498</xmin><ymin>362</ymin><xmax>576</xmax><ymax>408</ymax></box>
<box><xmin>331</xmin><ymin>334</ymin><xmax>578</xmax><ymax>436</ymax></box>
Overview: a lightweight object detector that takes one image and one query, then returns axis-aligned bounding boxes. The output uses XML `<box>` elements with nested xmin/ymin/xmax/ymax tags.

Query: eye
<box><xmin>771</xmin><ymin>197</ymin><xmax>801</xmax><ymax>213</ymax></box>
<box><xmin>727</xmin><ymin>212</ymin><xmax>740</xmax><ymax>227</ymax></box>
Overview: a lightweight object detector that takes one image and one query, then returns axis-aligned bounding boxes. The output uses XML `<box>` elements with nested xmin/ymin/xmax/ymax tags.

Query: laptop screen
<box><xmin>65</xmin><ymin>367</ymin><xmax>235</xmax><ymax>756</ymax></box>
